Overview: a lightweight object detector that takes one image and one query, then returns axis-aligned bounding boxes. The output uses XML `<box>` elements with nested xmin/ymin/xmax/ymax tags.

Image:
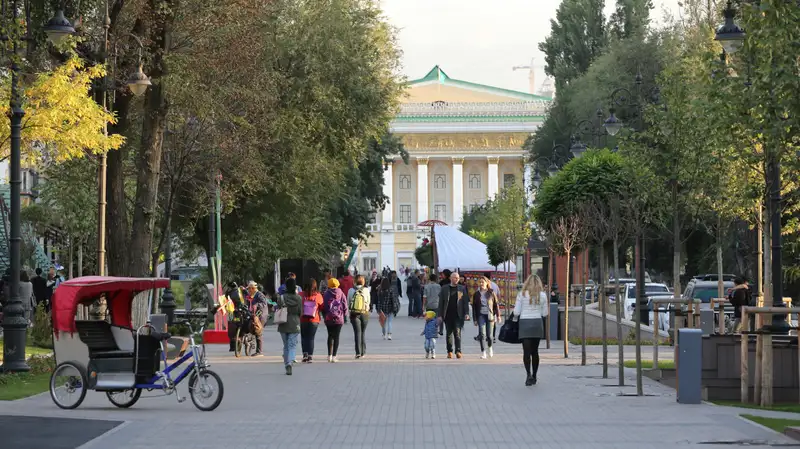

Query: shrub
<box><xmin>28</xmin><ymin>303</ymin><xmax>53</xmax><ymax>349</ymax></box>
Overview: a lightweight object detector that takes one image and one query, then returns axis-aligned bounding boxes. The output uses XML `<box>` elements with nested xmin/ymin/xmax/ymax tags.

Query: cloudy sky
<box><xmin>381</xmin><ymin>0</ymin><xmax>682</xmax><ymax>94</ymax></box>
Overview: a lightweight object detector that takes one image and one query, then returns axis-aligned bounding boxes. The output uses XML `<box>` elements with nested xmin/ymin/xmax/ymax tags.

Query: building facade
<box><xmin>355</xmin><ymin>66</ymin><xmax>550</xmax><ymax>273</ymax></box>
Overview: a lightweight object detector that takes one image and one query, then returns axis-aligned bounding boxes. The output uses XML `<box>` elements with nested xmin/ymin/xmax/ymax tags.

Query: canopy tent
<box><xmin>433</xmin><ymin>225</ymin><xmax>516</xmax><ymax>272</ymax></box>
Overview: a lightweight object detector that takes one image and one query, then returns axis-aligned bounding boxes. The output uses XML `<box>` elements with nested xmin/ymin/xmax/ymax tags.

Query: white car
<box><xmin>621</xmin><ymin>282</ymin><xmax>670</xmax><ymax>322</ymax></box>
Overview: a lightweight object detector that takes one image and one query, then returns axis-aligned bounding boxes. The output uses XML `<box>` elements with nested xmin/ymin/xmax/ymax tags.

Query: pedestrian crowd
<box><xmin>225</xmin><ymin>267</ymin><xmax>549</xmax><ymax>386</ymax></box>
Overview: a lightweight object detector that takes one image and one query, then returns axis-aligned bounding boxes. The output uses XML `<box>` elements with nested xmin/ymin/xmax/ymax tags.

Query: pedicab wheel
<box><xmin>234</xmin><ymin>328</ymin><xmax>244</xmax><ymax>358</ymax></box>
<box><xmin>188</xmin><ymin>369</ymin><xmax>224</xmax><ymax>411</ymax></box>
<box><xmin>243</xmin><ymin>333</ymin><xmax>255</xmax><ymax>357</ymax></box>
<box><xmin>106</xmin><ymin>389</ymin><xmax>142</xmax><ymax>408</ymax></box>
<box><xmin>49</xmin><ymin>362</ymin><xmax>87</xmax><ymax>410</ymax></box>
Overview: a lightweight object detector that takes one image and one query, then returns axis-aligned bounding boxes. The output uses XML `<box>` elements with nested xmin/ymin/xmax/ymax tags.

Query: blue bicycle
<box><xmin>50</xmin><ymin>317</ymin><xmax>224</xmax><ymax>411</ymax></box>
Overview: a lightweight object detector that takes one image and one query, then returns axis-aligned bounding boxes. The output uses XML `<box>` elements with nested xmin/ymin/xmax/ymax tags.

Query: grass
<box><xmin>0</xmin><ymin>355</ymin><xmax>54</xmax><ymax>400</ymax></box>
<box><xmin>0</xmin><ymin>339</ymin><xmax>53</xmax><ymax>361</ymax></box>
<box><xmin>713</xmin><ymin>401</ymin><xmax>800</xmax><ymax>414</ymax></box>
<box><xmin>570</xmin><ymin>337</ymin><xmax>669</xmax><ymax>346</ymax></box>
<box><xmin>622</xmin><ymin>359</ymin><xmax>675</xmax><ymax>369</ymax></box>
<box><xmin>741</xmin><ymin>414</ymin><xmax>800</xmax><ymax>433</ymax></box>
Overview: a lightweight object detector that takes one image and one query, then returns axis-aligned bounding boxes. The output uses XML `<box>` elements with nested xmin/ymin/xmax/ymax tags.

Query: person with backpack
<box><xmin>729</xmin><ymin>276</ymin><xmax>751</xmax><ymax>333</ymax></box>
<box><xmin>376</xmin><ymin>276</ymin><xmax>399</xmax><ymax>340</ymax></box>
<box><xmin>300</xmin><ymin>279</ymin><xmax>324</xmax><ymax>363</ymax></box>
<box><xmin>276</xmin><ymin>278</ymin><xmax>302</xmax><ymax>375</ymax></box>
<box><xmin>323</xmin><ymin>278</ymin><xmax>348</xmax><ymax>362</ymax></box>
<box><xmin>347</xmin><ymin>275</ymin><xmax>371</xmax><ymax>359</ymax></box>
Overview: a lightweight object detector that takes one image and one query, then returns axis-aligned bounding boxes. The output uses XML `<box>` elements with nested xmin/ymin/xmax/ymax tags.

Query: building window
<box><xmin>434</xmin><ymin>174</ymin><xmax>446</xmax><ymax>189</ymax></box>
<box><xmin>363</xmin><ymin>256</ymin><xmax>377</xmax><ymax>273</ymax></box>
<box><xmin>434</xmin><ymin>204</ymin><xmax>447</xmax><ymax>221</ymax></box>
<box><xmin>504</xmin><ymin>174</ymin><xmax>516</xmax><ymax>188</ymax></box>
<box><xmin>468</xmin><ymin>173</ymin><xmax>481</xmax><ymax>189</ymax></box>
<box><xmin>399</xmin><ymin>205</ymin><xmax>412</xmax><ymax>223</ymax></box>
<box><xmin>399</xmin><ymin>175</ymin><xmax>411</xmax><ymax>189</ymax></box>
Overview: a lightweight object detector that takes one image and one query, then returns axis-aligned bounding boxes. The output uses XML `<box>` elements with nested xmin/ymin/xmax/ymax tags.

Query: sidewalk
<box><xmin>0</xmin><ymin>313</ymin><xmax>792</xmax><ymax>448</ymax></box>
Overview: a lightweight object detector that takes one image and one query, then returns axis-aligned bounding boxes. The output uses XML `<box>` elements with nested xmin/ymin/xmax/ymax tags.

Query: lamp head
<box><xmin>44</xmin><ymin>10</ymin><xmax>75</xmax><ymax>45</ymax></box>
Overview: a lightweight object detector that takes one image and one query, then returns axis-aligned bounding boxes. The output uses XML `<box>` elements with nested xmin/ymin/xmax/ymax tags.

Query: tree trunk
<box><xmin>717</xmin><ymin>217</ymin><xmax>725</xmax><ymax>303</ymax></box>
<box><xmin>106</xmin><ymin>94</ymin><xmax>132</xmax><ymax>276</ymax></box>
<box><xmin>564</xmin><ymin>248</ymin><xmax>571</xmax><ymax>359</ymax></box>
<box><xmin>672</xmin><ymin>188</ymin><xmax>682</xmax><ymax>297</ymax></box>
<box><xmin>761</xmin><ymin>200</ymin><xmax>773</xmax><ymax>407</ymax></box>
<box><xmin>600</xmin><ymin>243</ymin><xmax>608</xmax><ymax>378</ymax></box>
<box><xmin>614</xmin><ymin>237</ymin><xmax>624</xmax><ymax>386</ymax></box>
<box><xmin>581</xmin><ymin>248</ymin><xmax>587</xmax><ymax>366</ymax></box>
<box><xmin>755</xmin><ymin>203</ymin><xmax>764</xmax><ymax>404</ymax></box>
<box><xmin>77</xmin><ymin>242</ymin><xmax>83</xmax><ymax>277</ymax></box>
<box><xmin>635</xmin><ymin>235</ymin><xmax>643</xmax><ymax>396</ymax></box>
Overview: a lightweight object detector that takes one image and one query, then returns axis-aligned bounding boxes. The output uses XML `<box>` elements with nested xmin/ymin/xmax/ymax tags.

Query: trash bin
<box><xmin>676</xmin><ymin>328</ymin><xmax>702</xmax><ymax>404</ymax></box>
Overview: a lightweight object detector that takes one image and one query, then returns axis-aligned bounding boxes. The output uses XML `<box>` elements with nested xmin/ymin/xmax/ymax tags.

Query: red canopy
<box><xmin>52</xmin><ymin>276</ymin><xmax>170</xmax><ymax>333</ymax></box>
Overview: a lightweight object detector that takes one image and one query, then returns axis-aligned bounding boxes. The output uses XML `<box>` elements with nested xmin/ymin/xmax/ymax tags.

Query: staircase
<box><xmin>0</xmin><ymin>184</ymin><xmax>52</xmax><ymax>272</ymax></box>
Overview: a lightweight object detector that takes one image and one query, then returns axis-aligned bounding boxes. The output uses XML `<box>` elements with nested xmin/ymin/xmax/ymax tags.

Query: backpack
<box><xmin>302</xmin><ymin>295</ymin><xmax>319</xmax><ymax>318</ymax></box>
<box><xmin>326</xmin><ymin>298</ymin><xmax>345</xmax><ymax>323</ymax></box>
<box><xmin>351</xmin><ymin>288</ymin><xmax>368</xmax><ymax>314</ymax></box>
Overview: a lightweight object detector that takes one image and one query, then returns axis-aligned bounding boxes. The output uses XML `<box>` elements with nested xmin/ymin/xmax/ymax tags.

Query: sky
<box><xmin>381</xmin><ymin>0</ymin><xmax>682</xmax><ymax>94</ymax></box>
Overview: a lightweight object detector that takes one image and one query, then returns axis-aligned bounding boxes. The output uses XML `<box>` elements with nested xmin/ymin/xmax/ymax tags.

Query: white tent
<box><xmin>433</xmin><ymin>225</ymin><xmax>517</xmax><ymax>272</ymax></box>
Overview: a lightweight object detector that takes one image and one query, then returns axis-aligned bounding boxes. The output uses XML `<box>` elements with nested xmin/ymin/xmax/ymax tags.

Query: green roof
<box><xmin>409</xmin><ymin>65</ymin><xmax>553</xmax><ymax>102</ymax></box>
<box><xmin>393</xmin><ymin>115</ymin><xmax>545</xmax><ymax>123</ymax></box>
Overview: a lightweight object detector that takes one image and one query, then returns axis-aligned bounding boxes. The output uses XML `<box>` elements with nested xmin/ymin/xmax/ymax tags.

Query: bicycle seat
<box><xmin>149</xmin><ymin>330</ymin><xmax>172</xmax><ymax>341</ymax></box>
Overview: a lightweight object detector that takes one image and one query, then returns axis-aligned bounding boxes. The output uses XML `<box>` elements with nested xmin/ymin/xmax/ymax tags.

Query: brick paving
<box><xmin>0</xmin><ymin>312</ymin><xmax>793</xmax><ymax>448</ymax></box>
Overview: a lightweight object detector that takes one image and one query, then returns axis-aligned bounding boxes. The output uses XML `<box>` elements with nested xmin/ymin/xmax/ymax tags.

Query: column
<box><xmin>452</xmin><ymin>157</ymin><xmax>464</xmax><ymax>227</ymax></box>
<box><xmin>417</xmin><ymin>158</ymin><xmax>429</xmax><ymax>222</ymax></box>
<box><xmin>523</xmin><ymin>162</ymin><xmax>533</xmax><ymax>208</ymax></box>
<box><xmin>487</xmin><ymin>156</ymin><xmax>499</xmax><ymax>199</ymax></box>
<box><xmin>381</xmin><ymin>162</ymin><xmax>393</xmax><ymax>229</ymax></box>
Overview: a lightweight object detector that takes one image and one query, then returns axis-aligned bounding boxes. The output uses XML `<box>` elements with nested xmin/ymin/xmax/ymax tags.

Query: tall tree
<box><xmin>609</xmin><ymin>0</ymin><xmax>653</xmax><ymax>40</ymax></box>
<box><xmin>539</xmin><ymin>0</ymin><xmax>607</xmax><ymax>91</ymax></box>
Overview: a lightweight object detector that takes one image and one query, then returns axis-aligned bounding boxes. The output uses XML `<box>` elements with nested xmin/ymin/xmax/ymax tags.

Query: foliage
<box><xmin>0</xmin><ymin>57</ymin><xmax>123</xmax><ymax>163</ymax></box>
<box><xmin>539</xmin><ymin>0</ymin><xmax>608</xmax><ymax>91</ymax></box>
<box><xmin>467</xmin><ymin>186</ymin><xmax>531</xmax><ymax>265</ymax></box>
<box><xmin>187</xmin><ymin>274</ymin><xmax>213</xmax><ymax>309</ymax></box>
<box><xmin>414</xmin><ymin>244</ymin><xmax>433</xmax><ymax>268</ymax></box>
<box><xmin>609</xmin><ymin>0</ymin><xmax>653</xmax><ymax>40</ymax></box>
<box><xmin>485</xmin><ymin>236</ymin><xmax>505</xmax><ymax>268</ymax></box>
<box><xmin>28</xmin><ymin>303</ymin><xmax>53</xmax><ymax>349</ymax></box>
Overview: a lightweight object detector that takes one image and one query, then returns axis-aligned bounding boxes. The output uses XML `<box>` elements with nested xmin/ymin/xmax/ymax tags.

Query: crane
<box><xmin>512</xmin><ymin>57</ymin><xmax>544</xmax><ymax>95</ymax></box>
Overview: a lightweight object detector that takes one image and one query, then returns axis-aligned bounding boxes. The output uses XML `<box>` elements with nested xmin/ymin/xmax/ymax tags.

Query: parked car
<box><xmin>622</xmin><ymin>282</ymin><xmax>670</xmax><ymax>321</ymax></box>
<box><xmin>683</xmin><ymin>279</ymin><xmax>735</xmax><ymax>305</ymax></box>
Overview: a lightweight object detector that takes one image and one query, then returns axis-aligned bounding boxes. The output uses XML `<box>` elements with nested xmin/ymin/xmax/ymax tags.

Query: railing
<box><xmin>740</xmin><ymin>306</ymin><xmax>800</xmax><ymax>404</ymax></box>
<box><xmin>397</xmin><ymin>101</ymin><xmax>548</xmax><ymax>117</ymax></box>
<box><xmin>650</xmin><ymin>298</ymin><xmax>701</xmax><ymax>370</ymax></box>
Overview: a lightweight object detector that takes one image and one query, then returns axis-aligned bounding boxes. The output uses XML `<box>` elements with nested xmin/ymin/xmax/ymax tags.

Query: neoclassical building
<box><xmin>356</xmin><ymin>66</ymin><xmax>550</xmax><ymax>272</ymax></box>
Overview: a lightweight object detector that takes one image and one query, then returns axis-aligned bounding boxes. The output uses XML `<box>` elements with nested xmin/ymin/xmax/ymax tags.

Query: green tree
<box><xmin>609</xmin><ymin>0</ymin><xmax>653</xmax><ymax>40</ymax></box>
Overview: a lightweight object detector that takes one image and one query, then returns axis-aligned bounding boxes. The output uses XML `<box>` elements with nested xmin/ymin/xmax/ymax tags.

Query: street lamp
<box><xmin>570</xmin><ymin>136</ymin><xmax>587</xmax><ymax>159</ymax></box>
<box><xmin>603</xmin><ymin>108</ymin><xmax>623</xmax><ymax>136</ymax></box>
<box><xmin>714</xmin><ymin>1</ymin><xmax>745</xmax><ymax>55</ymax></box>
<box><xmin>2</xmin><ymin>5</ymin><xmax>75</xmax><ymax>373</ymax></box>
<box><xmin>95</xmin><ymin>1</ymin><xmax>151</xmax><ymax>277</ymax></box>
<box><xmin>43</xmin><ymin>10</ymin><xmax>75</xmax><ymax>45</ymax></box>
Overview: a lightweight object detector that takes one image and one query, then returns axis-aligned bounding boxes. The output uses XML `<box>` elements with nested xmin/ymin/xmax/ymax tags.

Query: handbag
<box><xmin>274</xmin><ymin>294</ymin><xmax>288</xmax><ymax>324</ymax></box>
<box><xmin>498</xmin><ymin>313</ymin><xmax>521</xmax><ymax>344</ymax></box>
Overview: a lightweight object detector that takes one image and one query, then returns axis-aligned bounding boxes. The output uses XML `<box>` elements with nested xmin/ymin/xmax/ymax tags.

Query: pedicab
<box><xmin>49</xmin><ymin>276</ymin><xmax>224</xmax><ymax>411</ymax></box>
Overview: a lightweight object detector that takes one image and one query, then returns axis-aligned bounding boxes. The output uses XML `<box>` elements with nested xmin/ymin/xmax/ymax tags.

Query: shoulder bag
<box><xmin>498</xmin><ymin>312</ymin><xmax>521</xmax><ymax>344</ymax></box>
<box><xmin>273</xmin><ymin>294</ymin><xmax>288</xmax><ymax>324</ymax></box>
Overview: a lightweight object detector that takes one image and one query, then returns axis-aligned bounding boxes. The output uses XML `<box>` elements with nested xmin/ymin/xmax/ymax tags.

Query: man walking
<box><xmin>408</xmin><ymin>269</ymin><xmax>422</xmax><ymax>317</ymax></box>
<box><xmin>438</xmin><ymin>271</ymin><xmax>469</xmax><ymax>359</ymax></box>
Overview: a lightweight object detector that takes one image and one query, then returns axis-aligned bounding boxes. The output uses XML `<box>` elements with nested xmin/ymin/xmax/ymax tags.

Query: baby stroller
<box><xmin>232</xmin><ymin>302</ymin><xmax>262</xmax><ymax>357</ymax></box>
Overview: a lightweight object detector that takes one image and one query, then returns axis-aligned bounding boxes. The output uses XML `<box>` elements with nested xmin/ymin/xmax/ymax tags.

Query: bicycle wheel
<box><xmin>244</xmin><ymin>334</ymin><xmax>255</xmax><ymax>356</ymax></box>
<box><xmin>188</xmin><ymin>369</ymin><xmax>224</xmax><ymax>411</ymax></box>
<box><xmin>234</xmin><ymin>328</ymin><xmax>243</xmax><ymax>358</ymax></box>
<box><xmin>107</xmin><ymin>389</ymin><xmax>142</xmax><ymax>408</ymax></box>
<box><xmin>50</xmin><ymin>362</ymin><xmax>87</xmax><ymax>410</ymax></box>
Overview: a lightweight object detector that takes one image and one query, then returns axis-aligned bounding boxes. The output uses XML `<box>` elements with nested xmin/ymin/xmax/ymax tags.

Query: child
<box><xmin>421</xmin><ymin>310</ymin><xmax>438</xmax><ymax>359</ymax></box>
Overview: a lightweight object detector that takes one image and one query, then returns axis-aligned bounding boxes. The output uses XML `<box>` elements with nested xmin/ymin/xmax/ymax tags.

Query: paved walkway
<box><xmin>0</xmin><ymin>313</ymin><xmax>794</xmax><ymax>449</ymax></box>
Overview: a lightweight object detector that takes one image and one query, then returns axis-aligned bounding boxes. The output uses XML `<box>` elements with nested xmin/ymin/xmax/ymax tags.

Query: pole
<box><xmin>754</xmin><ymin>203</ymin><xmax>764</xmax><ymax>404</ymax></box>
<box><xmin>215</xmin><ymin>173</ymin><xmax>222</xmax><ymax>284</ymax></box>
<box><xmin>564</xmin><ymin>250</ymin><xmax>571</xmax><ymax>358</ymax></box>
<box><xmin>207</xmin><ymin>195</ymin><xmax>215</xmax><ymax>282</ymax></box>
<box><xmin>635</xmin><ymin>234</ymin><xmax>644</xmax><ymax>396</ymax></box>
<box><xmin>1</xmin><ymin>14</ymin><xmax>29</xmax><ymax>372</ymax></box>
<box><xmin>96</xmin><ymin>3</ymin><xmax>110</xmax><ymax>276</ymax></box>
<box><xmin>769</xmin><ymin>155</ymin><xmax>782</xmax><ymax>308</ymax></box>
<box><xmin>159</xmin><ymin>224</ymin><xmax>175</xmax><ymax>324</ymax></box>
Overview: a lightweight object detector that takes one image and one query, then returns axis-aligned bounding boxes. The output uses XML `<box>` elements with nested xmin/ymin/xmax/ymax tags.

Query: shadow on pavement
<box><xmin>0</xmin><ymin>415</ymin><xmax>123</xmax><ymax>449</ymax></box>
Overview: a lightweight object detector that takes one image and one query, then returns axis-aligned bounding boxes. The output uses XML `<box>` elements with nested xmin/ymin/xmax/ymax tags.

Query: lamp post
<box><xmin>571</xmin><ymin>107</ymin><xmax>607</xmax><ymax>158</ymax></box>
<box><xmin>2</xmin><ymin>5</ymin><xmax>75</xmax><ymax>373</ymax></box>
<box><xmin>92</xmin><ymin>0</ymin><xmax>152</xmax><ymax>277</ymax></box>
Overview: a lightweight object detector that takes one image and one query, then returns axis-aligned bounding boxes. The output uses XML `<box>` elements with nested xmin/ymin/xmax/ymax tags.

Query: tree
<box><xmin>539</xmin><ymin>0</ymin><xmax>607</xmax><ymax>91</ymax></box>
<box><xmin>548</xmin><ymin>214</ymin><xmax>586</xmax><ymax>358</ymax></box>
<box><xmin>0</xmin><ymin>57</ymin><xmax>123</xmax><ymax>162</ymax></box>
<box><xmin>609</xmin><ymin>0</ymin><xmax>653</xmax><ymax>40</ymax></box>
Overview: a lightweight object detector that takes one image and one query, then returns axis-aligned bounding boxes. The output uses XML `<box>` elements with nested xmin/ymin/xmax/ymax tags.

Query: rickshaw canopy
<box><xmin>52</xmin><ymin>276</ymin><xmax>170</xmax><ymax>333</ymax></box>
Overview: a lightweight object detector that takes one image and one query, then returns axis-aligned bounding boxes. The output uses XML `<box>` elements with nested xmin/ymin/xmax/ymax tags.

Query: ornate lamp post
<box><xmin>571</xmin><ymin>107</ymin><xmax>607</xmax><ymax>158</ymax></box>
<box><xmin>2</xmin><ymin>5</ymin><xmax>76</xmax><ymax>373</ymax></box>
<box><xmin>89</xmin><ymin>0</ymin><xmax>152</xmax><ymax>277</ymax></box>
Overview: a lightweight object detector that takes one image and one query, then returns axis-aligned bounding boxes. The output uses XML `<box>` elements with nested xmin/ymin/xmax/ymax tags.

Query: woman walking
<box><xmin>300</xmin><ymin>279</ymin><xmax>324</xmax><ymax>363</ymax></box>
<box><xmin>376</xmin><ymin>277</ymin><xmax>399</xmax><ymax>340</ymax></box>
<box><xmin>472</xmin><ymin>276</ymin><xmax>501</xmax><ymax>359</ymax></box>
<box><xmin>323</xmin><ymin>278</ymin><xmax>348</xmax><ymax>362</ymax></box>
<box><xmin>347</xmin><ymin>275</ymin><xmax>371</xmax><ymax>359</ymax></box>
<box><xmin>276</xmin><ymin>278</ymin><xmax>301</xmax><ymax>375</ymax></box>
<box><xmin>514</xmin><ymin>275</ymin><xmax>549</xmax><ymax>386</ymax></box>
